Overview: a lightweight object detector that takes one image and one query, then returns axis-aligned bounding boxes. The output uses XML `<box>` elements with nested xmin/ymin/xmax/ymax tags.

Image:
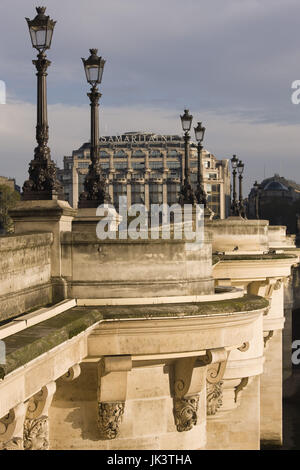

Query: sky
<box><xmin>1</xmin><ymin>0</ymin><xmax>300</xmax><ymax>194</ymax></box>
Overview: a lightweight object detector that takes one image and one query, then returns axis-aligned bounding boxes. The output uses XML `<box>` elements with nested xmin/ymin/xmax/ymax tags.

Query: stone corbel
<box><xmin>238</xmin><ymin>342</ymin><xmax>250</xmax><ymax>353</ymax></box>
<box><xmin>263</xmin><ymin>330</ymin><xmax>274</xmax><ymax>348</ymax></box>
<box><xmin>172</xmin><ymin>348</ymin><xmax>228</xmax><ymax>430</ymax></box>
<box><xmin>0</xmin><ymin>403</ymin><xmax>27</xmax><ymax>450</ymax></box>
<box><xmin>204</xmin><ymin>349</ymin><xmax>229</xmax><ymax>417</ymax></box>
<box><xmin>234</xmin><ymin>377</ymin><xmax>249</xmax><ymax>403</ymax></box>
<box><xmin>283</xmin><ymin>276</ymin><xmax>291</xmax><ymax>288</ymax></box>
<box><xmin>173</xmin><ymin>356</ymin><xmax>201</xmax><ymax>432</ymax></box>
<box><xmin>97</xmin><ymin>355</ymin><xmax>132</xmax><ymax>440</ymax></box>
<box><xmin>273</xmin><ymin>278</ymin><xmax>283</xmax><ymax>291</ymax></box>
<box><xmin>61</xmin><ymin>364</ymin><xmax>81</xmax><ymax>382</ymax></box>
<box><xmin>24</xmin><ymin>381</ymin><xmax>56</xmax><ymax>450</ymax></box>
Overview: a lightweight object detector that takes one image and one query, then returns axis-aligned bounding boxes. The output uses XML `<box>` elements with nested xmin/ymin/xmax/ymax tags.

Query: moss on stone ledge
<box><xmin>0</xmin><ymin>294</ymin><xmax>267</xmax><ymax>378</ymax></box>
<box><xmin>94</xmin><ymin>294</ymin><xmax>268</xmax><ymax>320</ymax></box>
<box><xmin>0</xmin><ymin>309</ymin><xmax>103</xmax><ymax>379</ymax></box>
<box><xmin>219</xmin><ymin>254</ymin><xmax>296</xmax><ymax>261</ymax></box>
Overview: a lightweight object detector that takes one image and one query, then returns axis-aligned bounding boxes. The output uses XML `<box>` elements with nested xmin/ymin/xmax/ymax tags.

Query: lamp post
<box><xmin>23</xmin><ymin>7</ymin><xmax>63</xmax><ymax>200</ymax></box>
<box><xmin>194</xmin><ymin>122</ymin><xmax>207</xmax><ymax>206</ymax></box>
<box><xmin>178</xmin><ymin>109</ymin><xmax>197</xmax><ymax>205</ymax></box>
<box><xmin>254</xmin><ymin>180</ymin><xmax>261</xmax><ymax>219</ymax></box>
<box><xmin>230</xmin><ymin>155</ymin><xmax>239</xmax><ymax>215</ymax></box>
<box><xmin>237</xmin><ymin>160</ymin><xmax>245</xmax><ymax>217</ymax></box>
<box><xmin>78</xmin><ymin>48</ymin><xmax>110</xmax><ymax>207</ymax></box>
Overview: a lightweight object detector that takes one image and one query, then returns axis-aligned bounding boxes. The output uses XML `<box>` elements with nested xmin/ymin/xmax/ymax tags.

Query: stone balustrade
<box><xmin>0</xmin><ymin>201</ymin><xmax>296</xmax><ymax>450</ymax></box>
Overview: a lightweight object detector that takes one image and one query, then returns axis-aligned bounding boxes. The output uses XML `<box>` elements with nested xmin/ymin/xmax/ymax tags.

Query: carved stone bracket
<box><xmin>238</xmin><ymin>342</ymin><xmax>250</xmax><ymax>353</ymax></box>
<box><xmin>172</xmin><ymin>348</ymin><xmax>228</xmax><ymax>431</ymax></box>
<box><xmin>24</xmin><ymin>381</ymin><xmax>56</xmax><ymax>450</ymax></box>
<box><xmin>273</xmin><ymin>278</ymin><xmax>283</xmax><ymax>290</ymax></box>
<box><xmin>98</xmin><ymin>402</ymin><xmax>125</xmax><ymax>440</ymax></box>
<box><xmin>173</xmin><ymin>395</ymin><xmax>199</xmax><ymax>432</ymax></box>
<box><xmin>97</xmin><ymin>356</ymin><xmax>132</xmax><ymax>440</ymax></box>
<box><xmin>61</xmin><ymin>364</ymin><xmax>81</xmax><ymax>382</ymax></box>
<box><xmin>234</xmin><ymin>377</ymin><xmax>249</xmax><ymax>403</ymax></box>
<box><xmin>205</xmin><ymin>349</ymin><xmax>228</xmax><ymax>417</ymax></box>
<box><xmin>24</xmin><ymin>416</ymin><xmax>49</xmax><ymax>450</ymax></box>
<box><xmin>0</xmin><ymin>403</ymin><xmax>27</xmax><ymax>450</ymax></box>
<box><xmin>207</xmin><ymin>382</ymin><xmax>223</xmax><ymax>416</ymax></box>
<box><xmin>198</xmin><ymin>347</ymin><xmax>228</xmax><ymax>368</ymax></box>
<box><xmin>263</xmin><ymin>330</ymin><xmax>274</xmax><ymax>348</ymax></box>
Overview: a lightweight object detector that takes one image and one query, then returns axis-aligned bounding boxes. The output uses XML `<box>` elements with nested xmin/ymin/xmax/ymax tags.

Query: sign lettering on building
<box><xmin>99</xmin><ymin>134</ymin><xmax>179</xmax><ymax>143</ymax></box>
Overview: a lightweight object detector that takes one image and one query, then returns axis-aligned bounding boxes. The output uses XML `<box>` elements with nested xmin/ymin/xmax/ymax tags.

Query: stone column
<box><xmin>72</xmin><ymin>163</ymin><xmax>79</xmax><ymax>209</ymax></box>
<box><xmin>220</xmin><ymin>181</ymin><xmax>225</xmax><ymax>219</ymax></box>
<box><xmin>144</xmin><ymin>183</ymin><xmax>150</xmax><ymax>211</ymax></box>
<box><xmin>162</xmin><ymin>182</ymin><xmax>167</xmax><ymax>205</ymax></box>
<box><xmin>127</xmin><ymin>150</ymin><xmax>132</xmax><ymax>172</ymax></box>
<box><xmin>126</xmin><ymin>183</ymin><xmax>132</xmax><ymax>208</ymax></box>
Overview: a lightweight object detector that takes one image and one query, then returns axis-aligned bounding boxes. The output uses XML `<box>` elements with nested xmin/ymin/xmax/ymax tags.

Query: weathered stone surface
<box><xmin>0</xmin><ymin>309</ymin><xmax>103</xmax><ymax>378</ymax></box>
<box><xmin>0</xmin><ymin>233</ymin><xmax>53</xmax><ymax>322</ymax></box>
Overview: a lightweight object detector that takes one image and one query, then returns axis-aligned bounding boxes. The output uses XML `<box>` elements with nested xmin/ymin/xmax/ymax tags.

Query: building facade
<box><xmin>247</xmin><ymin>174</ymin><xmax>300</xmax><ymax>233</ymax></box>
<box><xmin>57</xmin><ymin>132</ymin><xmax>231</xmax><ymax>218</ymax></box>
<box><xmin>0</xmin><ymin>176</ymin><xmax>20</xmax><ymax>192</ymax></box>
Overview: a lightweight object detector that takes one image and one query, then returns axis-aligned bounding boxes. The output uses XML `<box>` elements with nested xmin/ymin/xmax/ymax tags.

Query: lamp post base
<box><xmin>22</xmin><ymin>190</ymin><xmax>63</xmax><ymax>201</ymax></box>
<box><xmin>178</xmin><ymin>180</ymin><xmax>198</xmax><ymax>206</ymax></box>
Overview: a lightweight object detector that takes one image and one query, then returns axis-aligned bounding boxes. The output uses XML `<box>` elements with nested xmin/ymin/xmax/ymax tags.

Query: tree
<box><xmin>0</xmin><ymin>185</ymin><xmax>20</xmax><ymax>234</ymax></box>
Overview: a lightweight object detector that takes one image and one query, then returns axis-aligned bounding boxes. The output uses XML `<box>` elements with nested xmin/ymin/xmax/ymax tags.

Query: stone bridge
<box><xmin>0</xmin><ymin>200</ymin><xmax>298</xmax><ymax>450</ymax></box>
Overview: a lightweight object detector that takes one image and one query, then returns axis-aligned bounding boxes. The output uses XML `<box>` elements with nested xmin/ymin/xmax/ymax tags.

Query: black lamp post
<box><xmin>237</xmin><ymin>160</ymin><xmax>245</xmax><ymax>217</ymax></box>
<box><xmin>23</xmin><ymin>7</ymin><xmax>63</xmax><ymax>200</ymax></box>
<box><xmin>194</xmin><ymin>122</ymin><xmax>207</xmax><ymax>206</ymax></box>
<box><xmin>178</xmin><ymin>109</ymin><xmax>197</xmax><ymax>205</ymax></box>
<box><xmin>230</xmin><ymin>154</ymin><xmax>239</xmax><ymax>215</ymax></box>
<box><xmin>254</xmin><ymin>180</ymin><xmax>261</xmax><ymax>219</ymax></box>
<box><xmin>79</xmin><ymin>48</ymin><xmax>110</xmax><ymax>207</ymax></box>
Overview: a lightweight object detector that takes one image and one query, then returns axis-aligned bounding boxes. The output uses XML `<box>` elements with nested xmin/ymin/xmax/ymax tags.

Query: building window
<box><xmin>115</xmin><ymin>150</ymin><xmax>127</xmax><ymax>158</ymax></box>
<box><xmin>149</xmin><ymin>161</ymin><xmax>163</xmax><ymax>170</ymax></box>
<box><xmin>131</xmin><ymin>183</ymin><xmax>145</xmax><ymax>204</ymax></box>
<box><xmin>167</xmin><ymin>161</ymin><xmax>181</xmax><ymax>169</ymax></box>
<box><xmin>204</xmin><ymin>161</ymin><xmax>210</xmax><ymax>169</ymax></box>
<box><xmin>113</xmin><ymin>183</ymin><xmax>127</xmax><ymax>208</ymax></box>
<box><xmin>150</xmin><ymin>150</ymin><xmax>161</xmax><ymax>158</ymax></box>
<box><xmin>114</xmin><ymin>162</ymin><xmax>128</xmax><ymax>170</ymax></box>
<box><xmin>167</xmin><ymin>183</ymin><xmax>180</xmax><ymax>204</ymax></box>
<box><xmin>149</xmin><ymin>183</ymin><xmax>163</xmax><ymax>204</ymax></box>
<box><xmin>132</xmin><ymin>150</ymin><xmax>145</xmax><ymax>157</ymax></box>
<box><xmin>132</xmin><ymin>161</ymin><xmax>145</xmax><ymax>170</ymax></box>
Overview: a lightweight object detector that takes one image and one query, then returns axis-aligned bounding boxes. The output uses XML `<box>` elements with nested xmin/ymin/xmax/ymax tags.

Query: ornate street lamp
<box><xmin>237</xmin><ymin>160</ymin><xmax>245</xmax><ymax>217</ymax></box>
<box><xmin>194</xmin><ymin>121</ymin><xmax>207</xmax><ymax>206</ymax></box>
<box><xmin>178</xmin><ymin>109</ymin><xmax>197</xmax><ymax>205</ymax></box>
<box><xmin>79</xmin><ymin>49</ymin><xmax>110</xmax><ymax>207</ymax></box>
<box><xmin>23</xmin><ymin>7</ymin><xmax>63</xmax><ymax>200</ymax></box>
<box><xmin>230</xmin><ymin>154</ymin><xmax>239</xmax><ymax>215</ymax></box>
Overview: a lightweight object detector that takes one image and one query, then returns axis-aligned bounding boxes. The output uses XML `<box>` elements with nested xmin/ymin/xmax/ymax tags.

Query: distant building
<box><xmin>0</xmin><ymin>176</ymin><xmax>19</xmax><ymax>192</ymax></box>
<box><xmin>57</xmin><ymin>132</ymin><xmax>231</xmax><ymax>218</ymax></box>
<box><xmin>248</xmin><ymin>174</ymin><xmax>300</xmax><ymax>232</ymax></box>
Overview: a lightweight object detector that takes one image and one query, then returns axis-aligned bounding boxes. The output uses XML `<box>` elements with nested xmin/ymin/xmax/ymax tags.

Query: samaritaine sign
<box><xmin>99</xmin><ymin>133</ymin><xmax>183</xmax><ymax>144</ymax></box>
